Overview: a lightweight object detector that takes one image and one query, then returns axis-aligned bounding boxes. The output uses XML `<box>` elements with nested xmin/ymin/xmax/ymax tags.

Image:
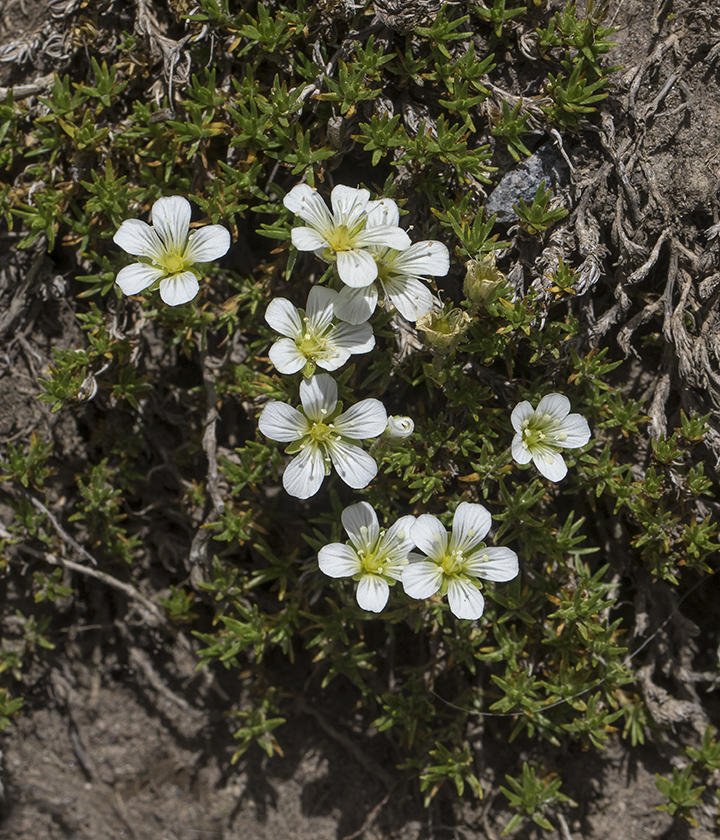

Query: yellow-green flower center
<box><xmin>309</xmin><ymin>421</ymin><xmax>335</xmax><ymax>444</ymax></box>
<box><xmin>355</xmin><ymin>524</ymin><xmax>390</xmax><ymax>574</ymax></box>
<box><xmin>328</xmin><ymin>224</ymin><xmax>355</xmax><ymax>252</ymax></box>
<box><xmin>441</xmin><ymin>548</ymin><xmax>465</xmax><ymax>576</ymax></box>
<box><xmin>521</xmin><ymin>413</ymin><xmax>564</xmax><ymax>450</ymax></box>
<box><xmin>159</xmin><ymin>249</ymin><xmax>190</xmax><ymax>274</ymax></box>
<box><xmin>522</xmin><ymin>425</ymin><xmax>546</xmax><ymax>449</ymax></box>
<box><xmin>358</xmin><ymin>546</ymin><xmax>383</xmax><ymax>574</ymax></box>
<box><xmin>299</xmin><ymin>322</ymin><xmax>328</xmax><ymax>359</ymax></box>
<box><xmin>375</xmin><ymin>252</ymin><xmax>397</xmax><ymax>284</ymax></box>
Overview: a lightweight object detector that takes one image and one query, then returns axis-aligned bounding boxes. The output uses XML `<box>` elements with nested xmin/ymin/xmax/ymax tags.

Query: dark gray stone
<box><xmin>484</xmin><ymin>142</ymin><xmax>571</xmax><ymax>223</ymax></box>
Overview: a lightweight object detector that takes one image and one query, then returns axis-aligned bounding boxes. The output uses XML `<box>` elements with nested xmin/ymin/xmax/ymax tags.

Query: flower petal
<box><xmin>333</xmin><ymin>399</ymin><xmax>387</xmax><ymax>440</ymax></box>
<box><xmin>412</xmin><ymin>514</ymin><xmax>448</xmax><ymax>560</ymax></box>
<box><xmin>366</xmin><ymin>198</ymin><xmax>400</xmax><ymax>228</ymax></box>
<box><xmin>306</xmin><ymin>286</ymin><xmax>337</xmax><ymax>331</ymax></box>
<box><xmin>511</xmin><ymin>433</ymin><xmax>533</xmax><ymax>464</ymax></box>
<box><xmin>336</xmin><ymin>249</ymin><xmax>378</xmax><ymax>287</ymax></box>
<box><xmin>382</xmin><ymin>275</ymin><xmax>434</xmax><ymax>322</ymax></box>
<box><xmin>447</xmin><ymin>578</ymin><xmax>485</xmax><ymax>620</ymax></box>
<box><xmin>328</xmin><ymin>321</ymin><xmax>375</xmax><ymax>355</ymax></box>
<box><xmin>536</xmin><ymin>393</ymin><xmax>571</xmax><ymax>422</ymax></box>
<box><xmin>341</xmin><ymin>501</ymin><xmax>379</xmax><ymax>552</ymax></box>
<box><xmin>292</xmin><ymin>226</ymin><xmax>329</xmax><ymax>252</ymax></box>
<box><xmin>283</xmin><ymin>444</ymin><xmax>326</xmax><ymax>498</ymax></box>
<box><xmin>389</xmin><ymin>241</ymin><xmax>450</xmax><ymax>278</ymax></box>
<box><xmin>402</xmin><ymin>561</ymin><xmax>443</xmax><ymax>599</ymax></box>
<box><xmin>159</xmin><ymin>271</ymin><xmax>199</xmax><ymax>306</ymax></box>
<box><xmin>334</xmin><ymin>284</ymin><xmax>378</xmax><ymax>324</ymax></box>
<box><xmin>464</xmin><ymin>546</ymin><xmax>519</xmax><ymax>581</ymax></box>
<box><xmin>380</xmin><ymin>515</ymin><xmax>417</xmax><ymax>561</ymax></box>
<box><xmin>382</xmin><ymin>557</ymin><xmax>409</xmax><ymax>582</ymax></box>
<box><xmin>152</xmin><ymin>196</ymin><xmax>191</xmax><ymax>252</ymax></box>
<box><xmin>265</xmin><ymin>297</ymin><xmax>303</xmax><ymax>338</ymax></box>
<box><xmin>326</xmin><ymin>439</ymin><xmax>377</xmax><ymax>489</ymax></box>
<box><xmin>356</xmin><ymin>575</ymin><xmax>390</xmax><ymax>612</ymax></box>
<box><xmin>386</xmin><ymin>416</ymin><xmax>415</xmax><ymax>439</ymax></box>
<box><xmin>318</xmin><ymin>542</ymin><xmax>361</xmax><ymax>578</ymax></box>
<box><xmin>268</xmin><ymin>338</ymin><xmax>306</xmax><ymax>374</ymax></box>
<box><xmin>258</xmin><ymin>401</ymin><xmax>309</xmax><ymax>442</ymax></box>
<box><xmin>284</xmin><ymin>184</ymin><xmax>334</xmax><ymax>234</ymax></box>
<box><xmin>510</xmin><ymin>400</ymin><xmax>534</xmax><ymax>433</ymax></box>
<box><xmin>354</xmin><ymin>224</ymin><xmax>411</xmax><ymax>251</ymax></box>
<box><xmin>450</xmin><ymin>502</ymin><xmax>492</xmax><ymax>553</ymax></box>
<box><xmin>315</xmin><ymin>347</ymin><xmax>352</xmax><ymax>372</ymax></box>
<box><xmin>558</xmin><ymin>413</ymin><xmax>591</xmax><ymax>449</ymax></box>
<box><xmin>533</xmin><ymin>449</ymin><xmax>568</xmax><ymax>482</ymax></box>
<box><xmin>113</xmin><ymin>219</ymin><xmax>164</xmax><ymax>259</ymax></box>
<box><xmin>300</xmin><ymin>373</ymin><xmax>337</xmax><ymax>421</ymax></box>
<box><xmin>115</xmin><ymin>263</ymin><xmax>165</xmax><ymax>295</ymax></box>
<box><xmin>184</xmin><ymin>225</ymin><xmax>231</xmax><ymax>263</ymax></box>
<box><xmin>330</xmin><ymin>185</ymin><xmax>370</xmax><ymax>228</ymax></box>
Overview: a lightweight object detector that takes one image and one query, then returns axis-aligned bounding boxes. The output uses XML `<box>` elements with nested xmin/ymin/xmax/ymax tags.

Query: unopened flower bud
<box><xmin>463</xmin><ymin>255</ymin><xmax>506</xmax><ymax>312</ymax></box>
<box><xmin>416</xmin><ymin>308</ymin><xmax>472</xmax><ymax>357</ymax></box>
<box><xmin>386</xmin><ymin>415</ymin><xmax>415</xmax><ymax>439</ymax></box>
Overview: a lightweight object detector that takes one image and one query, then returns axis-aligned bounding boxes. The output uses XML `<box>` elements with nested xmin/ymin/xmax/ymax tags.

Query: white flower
<box><xmin>318</xmin><ymin>502</ymin><xmax>416</xmax><ymax>612</ymax></box>
<box><xmin>258</xmin><ymin>373</ymin><xmax>387</xmax><ymax>499</ymax></box>
<box><xmin>283</xmin><ymin>184</ymin><xmax>411</xmax><ymax>289</ymax></box>
<box><xmin>265</xmin><ymin>286</ymin><xmax>374</xmax><ymax>376</ymax></box>
<box><xmin>334</xmin><ymin>198</ymin><xmax>449</xmax><ymax>325</ymax></box>
<box><xmin>402</xmin><ymin>502</ymin><xmax>518</xmax><ymax>620</ymax></box>
<box><xmin>113</xmin><ymin>196</ymin><xmax>231</xmax><ymax>306</ymax></box>
<box><xmin>386</xmin><ymin>415</ymin><xmax>415</xmax><ymax>439</ymax></box>
<box><xmin>510</xmin><ymin>393</ymin><xmax>591</xmax><ymax>482</ymax></box>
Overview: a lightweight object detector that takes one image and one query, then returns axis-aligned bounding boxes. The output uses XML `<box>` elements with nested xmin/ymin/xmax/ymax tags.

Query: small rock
<box><xmin>485</xmin><ymin>142</ymin><xmax>571</xmax><ymax>223</ymax></box>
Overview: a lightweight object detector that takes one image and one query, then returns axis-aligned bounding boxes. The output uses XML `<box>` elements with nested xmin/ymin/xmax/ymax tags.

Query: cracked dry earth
<box><xmin>1</xmin><ymin>0</ymin><xmax>720</xmax><ymax>838</ymax></box>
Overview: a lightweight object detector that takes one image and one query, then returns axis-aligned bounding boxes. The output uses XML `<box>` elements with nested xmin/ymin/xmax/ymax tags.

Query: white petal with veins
<box><xmin>115</xmin><ymin>263</ymin><xmax>164</xmax><ymax>295</ymax></box>
<box><xmin>342</xmin><ymin>501</ymin><xmax>379</xmax><ymax>552</ymax></box>
<box><xmin>333</xmin><ymin>399</ymin><xmax>387</xmax><ymax>439</ymax></box>
<box><xmin>402</xmin><ymin>561</ymin><xmax>443</xmax><ymax>599</ymax></box>
<box><xmin>318</xmin><ymin>543</ymin><xmax>362</xmax><ymax>577</ymax></box>
<box><xmin>258</xmin><ymin>402</ymin><xmax>309</xmax><ymax>442</ymax></box>
<box><xmin>300</xmin><ymin>374</ymin><xmax>337</xmax><ymax>422</ymax></box>
<box><xmin>447</xmin><ymin>578</ymin><xmax>485</xmax><ymax>620</ymax></box>
<box><xmin>356</xmin><ymin>575</ymin><xmax>390</xmax><ymax>612</ymax></box>
<box><xmin>159</xmin><ymin>271</ymin><xmax>199</xmax><ymax>306</ymax></box>
<box><xmin>326</xmin><ymin>438</ymin><xmax>377</xmax><ymax>489</ymax></box>
<box><xmin>265</xmin><ymin>297</ymin><xmax>303</xmax><ymax>338</ymax></box>
<box><xmin>184</xmin><ymin>225</ymin><xmax>231</xmax><ymax>262</ymax></box>
<box><xmin>283</xmin><ymin>444</ymin><xmax>326</xmax><ymax>498</ymax></box>
<box><xmin>336</xmin><ymin>249</ymin><xmax>378</xmax><ymax>287</ymax></box>
<box><xmin>152</xmin><ymin>196</ymin><xmax>191</xmax><ymax>252</ymax></box>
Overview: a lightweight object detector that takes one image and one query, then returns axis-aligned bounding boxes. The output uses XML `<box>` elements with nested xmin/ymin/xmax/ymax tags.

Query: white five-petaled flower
<box><xmin>334</xmin><ymin>198</ymin><xmax>449</xmax><ymax>325</ymax></box>
<box><xmin>402</xmin><ymin>502</ymin><xmax>518</xmax><ymax>620</ymax></box>
<box><xmin>258</xmin><ymin>373</ymin><xmax>387</xmax><ymax>499</ymax></box>
<box><xmin>318</xmin><ymin>502</ymin><xmax>416</xmax><ymax>613</ymax></box>
<box><xmin>113</xmin><ymin>196</ymin><xmax>231</xmax><ymax>306</ymax></box>
<box><xmin>510</xmin><ymin>393</ymin><xmax>591</xmax><ymax>482</ymax></box>
<box><xmin>265</xmin><ymin>286</ymin><xmax>375</xmax><ymax>376</ymax></box>
<box><xmin>386</xmin><ymin>415</ymin><xmax>415</xmax><ymax>439</ymax></box>
<box><xmin>283</xmin><ymin>184</ymin><xmax>411</xmax><ymax>289</ymax></box>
